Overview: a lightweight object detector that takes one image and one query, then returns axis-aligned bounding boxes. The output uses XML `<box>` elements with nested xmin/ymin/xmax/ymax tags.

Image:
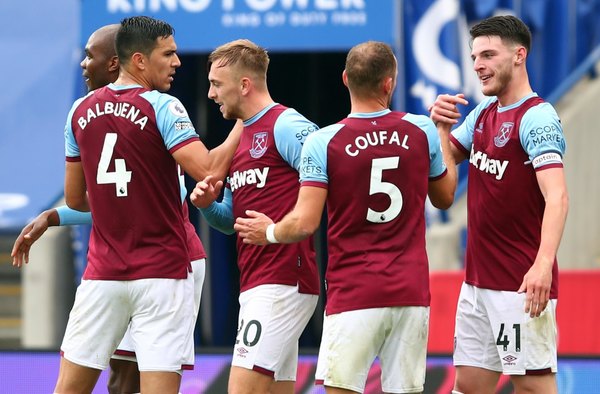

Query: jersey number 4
<box><xmin>97</xmin><ymin>133</ymin><xmax>132</xmax><ymax>197</ymax></box>
<box><xmin>367</xmin><ymin>157</ymin><xmax>403</xmax><ymax>223</ymax></box>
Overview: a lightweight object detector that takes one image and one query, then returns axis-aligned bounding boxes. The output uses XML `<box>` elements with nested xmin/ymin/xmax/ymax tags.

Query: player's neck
<box><xmin>497</xmin><ymin>75</ymin><xmax>533</xmax><ymax>107</ymax></box>
<box><xmin>242</xmin><ymin>92</ymin><xmax>275</xmax><ymax>121</ymax></box>
<box><xmin>349</xmin><ymin>95</ymin><xmax>389</xmax><ymax>114</ymax></box>
<box><xmin>114</xmin><ymin>69</ymin><xmax>150</xmax><ymax>89</ymax></box>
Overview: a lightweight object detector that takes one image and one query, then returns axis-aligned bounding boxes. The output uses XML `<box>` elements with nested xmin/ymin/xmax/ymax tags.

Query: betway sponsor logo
<box><xmin>230</xmin><ymin>167</ymin><xmax>269</xmax><ymax>192</ymax></box>
<box><xmin>469</xmin><ymin>150</ymin><xmax>508</xmax><ymax>180</ymax></box>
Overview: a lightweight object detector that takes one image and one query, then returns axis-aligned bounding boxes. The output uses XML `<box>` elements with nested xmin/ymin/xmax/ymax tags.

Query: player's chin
<box><xmin>158</xmin><ymin>81</ymin><xmax>172</xmax><ymax>92</ymax></box>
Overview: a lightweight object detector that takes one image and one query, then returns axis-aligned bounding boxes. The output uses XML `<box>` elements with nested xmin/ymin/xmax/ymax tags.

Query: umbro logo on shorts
<box><xmin>502</xmin><ymin>355</ymin><xmax>517</xmax><ymax>364</ymax></box>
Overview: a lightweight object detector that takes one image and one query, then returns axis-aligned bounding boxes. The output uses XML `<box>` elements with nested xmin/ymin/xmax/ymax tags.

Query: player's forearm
<box><xmin>56</xmin><ymin>206</ymin><xmax>93</xmax><ymax>226</ymax></box>
<box><xmin>272</xmin><ymin>213</ymin><xmax>317</xmax><ymax>244</ymax></box>
<box><xmin>429</xmin><ymin>124</ymin><xmax>457</xmax><ymax>209</ymax></box>
<box><xmin>41</xmin><ymin>209</ymin><xmax>60</xmax><ymax>227</ymax></box>
<box><xmin>207</xmin><ymin>120</ymin><xmax>243</xmax><ymax>180</ymax></box>
<box><xmin>200</xmin><ymin>202</ymin><xmax>235</xmax><ymax>235</ymax></box>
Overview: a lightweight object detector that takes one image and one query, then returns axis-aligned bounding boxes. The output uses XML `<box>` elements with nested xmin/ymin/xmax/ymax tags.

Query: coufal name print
<box><xmin>77</xmin><ymin>102</ymin><xmax>149</xmax><ymax>130</ymax></box>
<box><xmin>345</xmin><ymin>130</ymin><xmax>409</xmax><ymax>157</ymax></box>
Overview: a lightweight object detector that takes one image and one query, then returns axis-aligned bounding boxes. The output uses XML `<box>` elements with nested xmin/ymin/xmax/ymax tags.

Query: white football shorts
<box><xmin>232</xmin><ymin>284</ymin><xmax>318</xmax><ymax>381</ymax></box>
<box><xmin>453</xmin><ymin>282</ymin><xmax>558</xmax><ymax>375</ymax></box>
<box><xmin>315</xmin><ymin>306</ymin><xmax>429</xmax><ymax>393</ymax></box>
<box><xmin>112</xmin><ymin>258</ymin><xmax>206</xmax><ymax>367</ymax></box>
<box><xmin>60</xmin><ymin>271</ymin><xmax>195</xmax><ymax>372</ymax></box>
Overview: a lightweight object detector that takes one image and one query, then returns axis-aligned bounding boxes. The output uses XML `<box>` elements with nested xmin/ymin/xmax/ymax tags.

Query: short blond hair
<box><xmin>208</xmin><ymin>39</ymin><xmax>269</xmax><ymax>83</ymax></box>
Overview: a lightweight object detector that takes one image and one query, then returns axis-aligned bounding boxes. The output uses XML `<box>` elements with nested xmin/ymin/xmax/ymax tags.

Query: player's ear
<box><xmin>240</xmin><ymin>77</ymin><xmax>251</xmax><ymax>96</ymax></box>
<box><xmin>108</xmin><ymin>56</ymin><xmax>119</xmax><ymax>73</ymax></box>
<box><xmin>131</xmin><ymin>52</ymin><xmax>146</xmax><ymax>70</ymax></box>
<box><xmin>515</xmin><ymin>46</ymin><xmax>526</xmax><ymax>65</ymax></box>
<box><xmin>342</xmin><ymin>69</ymin><xmax>349</xmax><ymax>88</ymax></box>
<box><xmin>383</xmin><ymin>76</ymin><xmax>394</xmax><ymax>95</ymax></box>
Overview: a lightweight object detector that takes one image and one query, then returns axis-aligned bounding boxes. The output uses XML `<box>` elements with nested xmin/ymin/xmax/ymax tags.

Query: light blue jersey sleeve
<box><xmin>403</xmin><ymin>113</ymin><xmax>447</xmax><ymax>178</ymax></box>
<box><xmin>274</xmin><ymin>108</ymin><xmax>319</xmax><ymax>171</ymax></box>
<box><xmin>56</xmin><ymin>206</ymin><xmax>92</xmax><ymax>226</ymax></box>
<box><xmin>520</xmin><ymin>103</ymin><xmax>566</xmax><ymax>168</ymax></box>
<box><xmin>199</xmin><ymin>187</ymin><xmax>235</xmax><ymax>235</ymax></box>
<box><xmin>300</xmin><ymin>123</ymin><xmax>344</xmax><ymax>184</ymax></box>
<box><xmin>451</xmin><ymin>96</ymin><xmax>498</xmax><ymax>152</ymax></box>
<box><xmin>140</xmin><ymin>91</ymin><xmax>199</xmax><ymax>150</ymax></box>
<box><xmin>64</xmin><ymin>95</ymin><xmax>90</xmax><ymax>158</ymax></box>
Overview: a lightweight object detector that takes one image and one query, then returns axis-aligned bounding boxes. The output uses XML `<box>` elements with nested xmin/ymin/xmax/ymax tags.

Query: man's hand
<box><xmin>234</xmin><ymin>210</ymin><xmax>274</xmax><ymax>245</ymax></box>
<box><xmin>190</xmin><ymin>175</ymin><xmax>223</xmax><ymax>208</ymax></box>
<box><xmin>518</xmin><ymin>259</ymin><xmax>553</xmax><ymax>318</ymax></box>
<box><xmin>429</xmin><ymin>93</ymin><xmax>469</xmax><ymax>125</ymax></box>
<box><xmin>11</xmin><ymin>209</ymin><xmax>56</xmax><ymax>267</ymax></box>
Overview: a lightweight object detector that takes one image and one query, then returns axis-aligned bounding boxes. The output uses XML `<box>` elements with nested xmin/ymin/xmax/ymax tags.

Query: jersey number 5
<box><xmin>367</xmin><ymin>157</ymin><xmax>403</xmax><ymax>223</ymax></box>
<box><xmin>97</xmin><ymin>133</ymin><xmax>132</xmax><ymax>197</ymax></box>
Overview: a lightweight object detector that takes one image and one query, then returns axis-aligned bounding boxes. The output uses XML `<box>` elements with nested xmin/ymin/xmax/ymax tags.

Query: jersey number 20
<box><xmin>97</xmin><ymin>133</ymin><xmax>132</xmax><ymax>197</ymax></box>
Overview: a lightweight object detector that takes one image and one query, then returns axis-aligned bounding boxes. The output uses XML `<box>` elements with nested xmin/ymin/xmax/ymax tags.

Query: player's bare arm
<box><xmin>173</xmin><ymin>119</ymin><xmax>243</xmax><ymax>183</ymax></box>
<box><xmin>518</xmin><ymin>167</ymin><xmax>568</xmax><ymax>317</ymax></box>
<box><xmin>11</xmin><ymin>209</ymin><xmax>59</xmax><ymax>267</ymax></box>
<box><xmin>235</xmin><ymin>186</ymin><xmax>327</xmax><ymax>245</ymax></box>
<box><xmin>190</xmin><ymin>175</ymin><xmax>223</xmax><ymax>208</ymax></box>
<box><xmin>428</xmin><ymin>121</ymin><xmax>457</xmax><ymax>209</ymax></box>
<box><xmin>64</xmin><ymin>161</ymin><xmax>90</xmax><ymax>212</ymax></box>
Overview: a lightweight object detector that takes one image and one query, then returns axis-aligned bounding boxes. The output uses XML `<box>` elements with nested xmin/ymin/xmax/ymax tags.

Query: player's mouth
<box><xmin>480</xmin><ymin>74</ymin><xmax>492</xmax><ymax>83</ymax></box>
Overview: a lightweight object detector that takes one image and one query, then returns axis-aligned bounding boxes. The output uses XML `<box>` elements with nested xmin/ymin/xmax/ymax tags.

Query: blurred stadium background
<box><xmin>0</xmin><ymin>0</ymin><xmax>599</xmax><ymax>392</ymax></box>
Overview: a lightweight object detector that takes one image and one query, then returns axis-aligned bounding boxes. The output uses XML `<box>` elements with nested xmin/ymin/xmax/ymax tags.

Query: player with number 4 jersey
<box><xmin>58</xmin><ymin>17</ymin><xmax>241</xmax><ymax>394</ymax></box>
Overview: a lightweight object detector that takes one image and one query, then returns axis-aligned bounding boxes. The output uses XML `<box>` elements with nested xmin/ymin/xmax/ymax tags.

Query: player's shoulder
<box><xmin>279</xmin><ymin>107</ymin><xmax>317</xmax><ymax>127</ymax></box>
<box><xmin>140</xmin><ymin>90</ymin><xmax>190</xmax><ymax>118</ymax></box>
<box><xmin>524</xmin><ymin>99</ymin><xmax>560</xmax><ymax>120</ymax></box>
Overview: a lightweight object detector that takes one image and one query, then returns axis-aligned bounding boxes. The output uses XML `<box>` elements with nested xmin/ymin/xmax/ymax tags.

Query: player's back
<box><xmin>68</xmin><ymin>86</ymin><xmax>189</xmax><ymax>280</ymax></box>
<box><xmin>304</xmin><ymin>110</ymin><xmax>436</xmax><ymax>314</ymax></box>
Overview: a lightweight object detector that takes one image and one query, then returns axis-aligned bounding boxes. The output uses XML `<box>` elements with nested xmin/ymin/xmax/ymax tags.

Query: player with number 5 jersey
<box><xmin>235</xmin><ymin>41</ymin><xmax>457</xmax><ymax>393</ymax></box>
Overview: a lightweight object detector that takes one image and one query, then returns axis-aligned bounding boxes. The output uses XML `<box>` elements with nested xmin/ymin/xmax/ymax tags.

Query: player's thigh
<box><xmin>140</xmin><ymin>370</ymin><xmax>182</xmax><ymax>394</ymax></box>
<box><xmin>107</xmin><ymin>359</ymin><xmax>140</xmax><ymax>394</ymax></box>
<box><xmin>511</xmin><ymin>372</ymin><xmax>557</xmax><ymax>394</ymax></box>
<box><xmin>483</xmin><ymin>290</ymin><xmax>557</xmax><ymax>375</ymax></box>
<box><xmin>453</xmin><ymin>365</ymin><xmax>499</xmax><ymax>394</ymax></box>
<box><xmin>316</xmin><ymin>308</ymin><xmax>389</xmax><ymax>393</ymax></box>
<box><xmin>55</xmin><ymin>355</ymin><xmax>103</xmax><ymax>393</ymax></box>
<box><xmin>228</xmin><ymin>365</ymin><xmax>275</xmax><ymax>394</ymax></box>
<box><xmin>61</xmin><ymin>280</ymin><xmax>131</xmax><ymax>370</ymax></box>
<box><xmin>379</xmin><ymin>306</ymin><xmax>429</xmax><ymax>393</ymax></box>
<box><xmin>453</xmin><ymin>283</ymin><xmax>503</xmax><ymax>372</ymax></box>
<box><xmin>129</xmin><ymin>274</ymin><xmax>196</xmax><ymax>372</ymax></box>
<box><xmin>232</xmin><ymin>285</ymin><xmax>317</xmax><ymax>382</ymax></box>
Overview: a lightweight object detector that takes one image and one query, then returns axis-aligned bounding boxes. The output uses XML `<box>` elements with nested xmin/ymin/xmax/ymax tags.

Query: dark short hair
<box><xmin>345</xmin><ymin>41</ymin><xmax>396</xmax><ymax>96</ymax></box>
<box><xmin>116</xmin><ymin>16</ymin><xmax>175</xmax><ymax>64</ymax></box>
<box><xmin>470</xmin><ymin>15</ymin><xmax>531</xmax><ymax>53</ymax></box>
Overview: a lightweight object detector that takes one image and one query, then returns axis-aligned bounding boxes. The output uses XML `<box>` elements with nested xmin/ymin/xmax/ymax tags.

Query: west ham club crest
<box><xmin>494</xmin><ymin>122</ymin><xmax>513</xmax><ymax>147</ymax></box>
<box><xmin>250</xmin><ymin>132</ymin><xmax>268</xmax><ymax>158</ymax></box>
